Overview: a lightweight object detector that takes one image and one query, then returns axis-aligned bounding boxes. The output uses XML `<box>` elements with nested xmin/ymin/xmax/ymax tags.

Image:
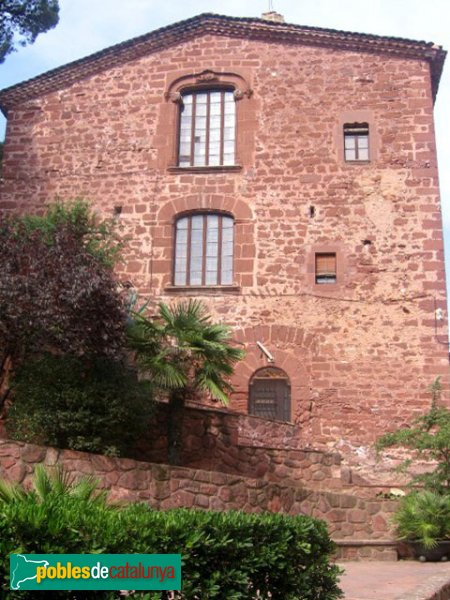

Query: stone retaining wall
<box><xmin>136</xmin><ymin>403</ymin><xmax>413</xmax><ymax>495</ymax></box>
<box><xmin>136</xmin><ymin>403</ymin><xmax>343</xmax><ymax>490</ymax></box>
<box><xmin>0</xmin><ymin>437</ymin><xmax>397</xmax><ymax>542</ymax></box>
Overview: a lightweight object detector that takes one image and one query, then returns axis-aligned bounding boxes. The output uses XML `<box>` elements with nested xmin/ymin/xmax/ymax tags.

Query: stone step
<box><xmin>333</xmin><ymin>539</ymin><xmax>398</xmax><ymax>561</ymax></box>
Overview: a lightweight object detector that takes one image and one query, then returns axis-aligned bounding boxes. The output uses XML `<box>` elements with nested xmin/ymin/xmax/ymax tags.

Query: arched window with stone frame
<box><xmin>178</xmin><ymin>88</ymin><xmax>237</xmax><ymax>167</ymax></box>
<box><xmin>248</xmin><ymin>367</ymin><xmax>291</xmax><ymax>421</ymax></box>
<box><xmin>165</xmin><ymin>69</ymin><xmax>253</xmax><ymax>170</ymax></box>
<box><xmin>173</xmin><ymin>211</ymin><xmax>234</xmax><ymax>287</ymax></box>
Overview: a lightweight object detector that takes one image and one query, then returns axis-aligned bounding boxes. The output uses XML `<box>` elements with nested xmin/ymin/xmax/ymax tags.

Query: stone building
<box><xmin>0</xmin><ymin>12</ymin><xmax>448</xmax><ymax>466</ymax></box>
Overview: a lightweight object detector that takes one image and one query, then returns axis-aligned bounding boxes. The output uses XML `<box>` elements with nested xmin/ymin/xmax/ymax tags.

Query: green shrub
<box><xmin>392</xmin><ymin>490</ymin><xmax>450</xmax><ymax>549</ymax></box>
<box><xmin>7</xmin><ymin>354</ymin><xmax>153</xmax><ymax>457</ymax></box>
<box><xmin>123</xmin><ymin>506</ymin><xmax>342</xmax><ymax>599</ymax></box>
<box><xmin>20</xmin><ymin>199</ymin><xmax>123</xmax><ymax>268</ymax></box>
<box><xmin>375</xmin><ymin>378</ymin><xmax>450</xmax><ymax>493</ymax></box>
<box><xmin>0</xmin><ymin>466</ymin><xmax>125</xmax><ymax>600</ymax></box>
<box><xmin>0</xmin><ymin>468</ymin><xmax>343</xmax><ymax>600</ymax></box>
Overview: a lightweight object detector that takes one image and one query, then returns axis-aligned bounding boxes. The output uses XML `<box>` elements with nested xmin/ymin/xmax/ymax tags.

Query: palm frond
<box><xmin>0</xmin><ymin>478</ymin><xmax>26</xmax><ymax>503</ymax></box>
<box><xmin>158</xmin><ymin>302</ymin><xmax>176</xmax><ymax>329</ymax></box>
<box><xmin>70</xmin><ymin>475</ymin><xmax>107</xmax><ymax>504</ymax></box>
<box><xmin>129</xmin><ymin>300</ymin><xmax>244</xmax><ymax>402</ymax></box>
<box><xmin>33</xmin><ymin>465</ymin><xmax>54</xmax><ymax>500</ymax></box>
<box><xmin>196</xmin><ymin>369</ymin><xmax>233</xmax><ymax>405</ymax></box>
<box><xmin>202</xmin><ymin>323</ymin><xmax>233</xmax><ymax>342</ymax></box>
<box><xmin>169</xmin><ymin>300</ymin><xmax>209</xmax><ymax>332</ymax></box>
<box><xmin>177</xmin><ymin>299</ymin><xmax>208</xmax><ymax>323</ymax></box>
<box><xmin>127</xmin><ymin>314</ymin><xmax>164</xmax><ymax>346</ymax></box>
<box><xmin>33</xmin><ymin>464</ymin><xmax>76</xmax><ymax>499</ymax></box>
<box><xmin>393</xmin><ymin>490</ymin><xmax>450</xmax><ymax>548</ymax></box>
<box><xmin>141</xmin><ymin>355</ymin><xmax>187</xmax><ymax>390</ymax></box>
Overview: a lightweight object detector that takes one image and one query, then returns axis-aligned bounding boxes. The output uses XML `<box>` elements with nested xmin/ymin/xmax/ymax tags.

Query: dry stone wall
<box><xmin>0</xmin><ymin>437</ymin><xmax>397</xmax><ymax>546</ymax></box>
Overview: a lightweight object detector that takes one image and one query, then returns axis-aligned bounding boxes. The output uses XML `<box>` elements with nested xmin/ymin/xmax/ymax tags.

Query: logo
<box><xmin>10</xmin><ymin>554</ymin><xmax>181</xmax><ymax>591</ymax></box>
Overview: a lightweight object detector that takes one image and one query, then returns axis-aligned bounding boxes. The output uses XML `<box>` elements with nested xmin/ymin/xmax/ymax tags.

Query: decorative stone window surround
<box><xmin>157</xmin><ymin>195</ymin><xmax>255</xmax><ymax>292</ymax></box>
<box><xmin>162</xmin><ymin>69</ymin><xmax>253</xmax><ymax>171</ymax></box>
<box><xmin>249</xmin><ymin>367</ymin><xmax>291</xmax><ymax>422</ymax></box>
<box><xmin>343</xmin><ymin>122</ymin><xmax>370</xmax><ymax>162</ymax></box>
<box><xmin>307</xmin><ymin>244</ymin><xmax>348</xmax><ymax>292</ymax></box>
<box><xmin>334</xmin><ymin>110</ymin><xmax>378</xmax><ymax>165</ymax></box>
<box><xmin>172</xmin><ymin>210</ymin><xmax>235</xmax><ymax>288</ymax></box>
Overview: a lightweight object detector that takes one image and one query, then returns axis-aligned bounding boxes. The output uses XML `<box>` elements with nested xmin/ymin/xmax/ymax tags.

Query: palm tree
<box><xmin>0</xmin><ymin>464</ymin><xmax>106</xmax><ymax>506</ymax></box>
<box><xmin>128</xmin><ymin>300</ymin><xmax>244</xmax><ymax>465</ymax></box>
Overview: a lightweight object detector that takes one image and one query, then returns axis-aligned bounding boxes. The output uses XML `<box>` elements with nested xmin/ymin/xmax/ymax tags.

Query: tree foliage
<box><xmin>0</xmin><ymin>201</ymin><xmax>155</xmax><ymax>456</ymax></box>
<box><xmin>375</xmin><ymin>378</ymin><xmax>450</xmax><ymax>493</ymax></box>
<box><xmin>18</xmin><ymin>200</ymin><xmax>123</xmax><ymax>267</ymax></box>
<box><xmin>0</xmin><ymin>200</ymin><xmax>126</xmax><ymax>408</ymax></box>
<box><xmin>129</xmin><ymin>300</ymin><xmax>244</xmax><ymax>403</ymax></box>
<box><xmin>0</xmin><ymin>0</ymin><xmax>59</xmax><ymax>63</ymax></box>
<box><xmin>7</xmin><ymin>354</ymin><xmax>153</xmax><ymax>456</ymax></box>
<box><xmin>128</xmin><ymin>300</ymin><xmax>244</xmax><ymax>464</ymax></box>
<box><xmin>0</xmin><ymin>200</ymin><xmax>125</xmax><ymax>359</ymax></box>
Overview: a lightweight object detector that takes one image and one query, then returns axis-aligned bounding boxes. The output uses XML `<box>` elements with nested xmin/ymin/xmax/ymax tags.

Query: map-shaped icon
<box><xmin>10</xmin><ymin>555</ymin><xmax>49</xmax><ymax>590</ymax></box>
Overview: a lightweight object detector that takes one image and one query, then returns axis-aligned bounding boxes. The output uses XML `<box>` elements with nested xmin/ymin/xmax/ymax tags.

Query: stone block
<box><xmin>348</xmin><ymin>509</ymin><xmax>368</xmax><ymax>523</ymax></box>
<box><xmin>340</xmin><ymin>496</ymin><xmax>358</xmax><ymax>509</ymax></box>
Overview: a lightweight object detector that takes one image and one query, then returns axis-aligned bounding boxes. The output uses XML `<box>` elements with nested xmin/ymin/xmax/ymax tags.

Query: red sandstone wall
<box><xmin>138</xmin><ymin>402</ymin><xmax>343</xmax><ymax>490</ymax></box>
<box><xmin>136</xmin><ymin>402</ymin><xmax>420</xmax><ymax>493</ymax></box>
<box><xmin>0</xmin><ymin>437</ymin><xmax>397</xmax><ymax>549</ymax></box>
<box><xmin>0</xmin><ymin>400</ymin><xmax>429</xmax><ymax>493</ymax></box>
<box><xmin>1</xmin><ymin>32</ymin><xmax>448</xmax><ymax>460</ymax></box>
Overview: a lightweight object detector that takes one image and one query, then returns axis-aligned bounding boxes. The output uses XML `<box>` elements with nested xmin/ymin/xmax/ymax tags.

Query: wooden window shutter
<box><xmin>315</xmin><ymin>253</ymin><xmax>337</xmax><ymax>284</ymax></box>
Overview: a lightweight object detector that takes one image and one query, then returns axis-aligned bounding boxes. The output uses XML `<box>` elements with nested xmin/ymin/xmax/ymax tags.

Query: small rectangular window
<box><xmin>315</xmin><ymin>253</ymin><xmax>337</xmax><ymax>284</ymax></box>
<box><xmin>344</xmin><ymin>123</ymin><xmax>369</xmax><ymax>162</ymax></box>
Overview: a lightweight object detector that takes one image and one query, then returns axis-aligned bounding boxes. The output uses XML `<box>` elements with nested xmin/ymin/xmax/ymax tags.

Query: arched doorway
<box><xmin>248</xmin><ymin>367</ymin><xmax>291</xmax><ymax>421</ymax></box>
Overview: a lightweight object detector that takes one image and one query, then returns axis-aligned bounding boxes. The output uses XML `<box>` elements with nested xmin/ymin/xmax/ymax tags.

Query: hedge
<box><xmin>7</xmin><ymin>354</ymin><xmax>153</xmax><ymax>457</ymax></box>
<box><xmin>0</xmin><ymin>472</ymin><xmax>342</xmax><ymax>599</ymax></box>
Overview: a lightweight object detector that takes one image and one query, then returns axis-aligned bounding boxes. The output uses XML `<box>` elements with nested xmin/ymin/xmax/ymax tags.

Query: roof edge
<box><xmin>0</xmin><ymin>12</ymin><xmax>446</xmax><ymax>113</ymax></box>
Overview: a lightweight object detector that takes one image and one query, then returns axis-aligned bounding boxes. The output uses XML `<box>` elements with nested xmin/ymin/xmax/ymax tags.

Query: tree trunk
<box><xmin>0</xmin><ymin>354</ymin><xmax>13</xmax><ymax>416</ymax></box>
<box><xmin>167</xmin><ymin>392</ymin><xmax>185</xmax><ymax>466</ymax></box>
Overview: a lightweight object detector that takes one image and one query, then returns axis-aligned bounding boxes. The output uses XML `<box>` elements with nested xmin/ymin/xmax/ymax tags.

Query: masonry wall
<box><xmin>0</xmin><ymin>398</ymin><xmax>413</xmax><ymax>492</ymax></box>
<box><xmin>1</xmin><ymin>32</ymin><xmax>448</xmax><ymax>461</ymax></box>
<box><xmin>137</xmin><ymin>402</ymin><xmax>413</xmax><ymax>493</ymax></box>
<box><xmin>137</xmin><ymin>402</ymin><xmax>344</xmax><ymax>490</ymax></box>
<box><xmin>0</xmin><ymin>437</ymin><xmax>397</xmax><ymax>552</ymax></box>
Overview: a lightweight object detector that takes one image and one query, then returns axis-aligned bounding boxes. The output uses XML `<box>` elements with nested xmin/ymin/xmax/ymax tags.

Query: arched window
<box><xmin>178</xmin><ymin>89</ymin><xmax>236</xmax><ymax>167</ymax></box>
<box><xmin>174</xmin><ymin>213</ymin><xmax>234</xmax><ymax>286</ymax></box>
<box><xmin>249</xmin><ymin>367</ymin><xmax>291</xmax><ymax>421</ymax></box>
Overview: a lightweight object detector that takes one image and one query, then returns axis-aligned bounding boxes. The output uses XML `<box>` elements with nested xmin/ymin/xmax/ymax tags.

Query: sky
<box><xmin>1</xmin><ymin>0</ymin><xmax>450</xmax><ymax>304</ymax></box>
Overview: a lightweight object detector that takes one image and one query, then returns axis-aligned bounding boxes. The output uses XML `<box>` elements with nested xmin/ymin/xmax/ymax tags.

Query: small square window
<box><xmin>344</xmin><ymin>123</ymin><xmax>369</xmax><ymax>162</ymax></box>
<box><xmin>315</xmin><ymin>253</ymin><xmax>337</xmax><ymax>284</ymax></box>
